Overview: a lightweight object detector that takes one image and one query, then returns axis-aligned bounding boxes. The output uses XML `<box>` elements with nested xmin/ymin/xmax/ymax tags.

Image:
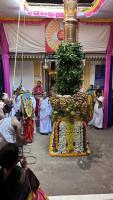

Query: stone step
<box><xmin>49</xmin><ymin>194</ymin><xmax>113</xmax><ymax>200</ymax></box>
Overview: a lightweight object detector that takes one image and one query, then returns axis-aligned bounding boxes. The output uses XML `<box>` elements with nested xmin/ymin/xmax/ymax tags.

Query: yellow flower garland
<box><xmin>49</xmin><ymin>119</ymin><xmax>91</xmax><ymax>157</ymax></box>
<box><xmin>21</xmin><ymin>94</ymin><xmax>33</xmax><ymax>118</ymax></box>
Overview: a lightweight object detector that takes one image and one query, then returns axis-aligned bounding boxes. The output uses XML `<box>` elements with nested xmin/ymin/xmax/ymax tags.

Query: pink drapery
<box><xmin>104</xmin><ymin>25</ymin><xmax>113</xmax><ymax>128</ymax></box>
<box><xmin>0</xmin><ymin>23</ymin><xmax>10</xmax><ymax>96</ymax></box>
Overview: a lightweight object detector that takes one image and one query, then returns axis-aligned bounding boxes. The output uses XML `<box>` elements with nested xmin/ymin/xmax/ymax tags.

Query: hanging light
<box><xmin>43</xmin><ymin>54</ymin><xmax>49</xmax><ymax>70</ymax></box>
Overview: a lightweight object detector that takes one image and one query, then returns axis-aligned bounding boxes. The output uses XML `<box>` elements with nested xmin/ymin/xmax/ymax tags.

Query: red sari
<box><xmin>23</xmin><ymin>118</ymin><xmax>34</xmax><ymax>143</ymax></box>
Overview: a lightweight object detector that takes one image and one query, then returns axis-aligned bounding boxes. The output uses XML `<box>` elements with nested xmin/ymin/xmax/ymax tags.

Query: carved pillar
<box><xmin>64</xmin><ymin>0</ymin><xmax>78</xmax><ymax>43</ymax></box>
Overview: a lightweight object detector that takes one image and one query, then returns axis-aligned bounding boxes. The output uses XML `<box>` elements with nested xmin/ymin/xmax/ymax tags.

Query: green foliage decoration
<box><xmin>55</xmin><ymin>42</ymin><xmax>84</xmax><ymax>95</ymax></box>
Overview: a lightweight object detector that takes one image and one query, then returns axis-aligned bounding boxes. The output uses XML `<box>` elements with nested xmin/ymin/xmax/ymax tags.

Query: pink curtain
<box><xmin>104</xmin><ymin>25</ymin><xmax>113</xmax><ymax>128</ymax></box>
<box><xmin>0</xmin><ymin>23</ymin><xmax>10</xmax><ymax>96</ymax></box>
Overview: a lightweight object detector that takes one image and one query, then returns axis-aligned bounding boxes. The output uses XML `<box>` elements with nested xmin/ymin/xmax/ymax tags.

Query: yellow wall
<box><xmin>83</xmin><ymin>60</ymin><xmax>91</xmax><ymax>91</ymax></box>
<box><xmin>33</xmin><ymin>61</ymin><xmax>41</xmax><ymax>85</ymax></box>
<box><xmin>33</xmin><ymin>59</ymin><xmax>92</xmax><ymax>91</ymax></box>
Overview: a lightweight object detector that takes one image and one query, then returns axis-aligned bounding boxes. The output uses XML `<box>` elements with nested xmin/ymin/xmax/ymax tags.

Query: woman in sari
<box><xmin>0</xmin><ymin>143</ymin><xmax>49</xmax><ymax>200</ymax></box>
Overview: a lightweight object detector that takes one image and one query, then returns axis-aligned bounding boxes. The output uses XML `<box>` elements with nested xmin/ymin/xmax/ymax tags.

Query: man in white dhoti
<box><xmin>39</xmin><ymin>92</ymin><xmax>52</xmax><ymax>135</ymax></box>
<box><xmin>88</xmin><ymin>89</ymin><xmax>104</xmax><ymax>129</ymax></box>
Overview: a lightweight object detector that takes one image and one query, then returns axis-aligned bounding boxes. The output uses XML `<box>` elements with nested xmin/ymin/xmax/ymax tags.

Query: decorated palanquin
<box><xmin>21</xmin><ymin>92</ymin><xmax>34</xmax><ymax>143</ymax></box>
<box><xmin>21</xmin><ymin>93</ymin><xmax>33</xmax><ymax>119</ymax></box>
<box><xmin>49</xmin><ymin>92</ymin><xmax>90</xmax><ymax>156</ymax></box>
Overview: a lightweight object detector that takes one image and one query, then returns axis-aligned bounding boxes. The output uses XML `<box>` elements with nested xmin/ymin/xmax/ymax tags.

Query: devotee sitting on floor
<box><xmin>39</xmin><ymin>92</ymin><xmax>52</xmax><ymax>135</ymax></box>
<box><xmin>0</xmin><ymin>109</ymin><xmax>25</xmax><ymax>149</ymax></box>
<box><xmin>32</xmin><ymin>81</ymin><xmax>44</xmax><ymax>126</ymax></box>
<box><xmin>88</xmin><ymin>89</ymin><xmax>104</xmax><ymax>129</ymax></box>
<box><xmin>0</xmin><ymin>143</ymin><xmax>40</xmax><ymax>200</ymax></box>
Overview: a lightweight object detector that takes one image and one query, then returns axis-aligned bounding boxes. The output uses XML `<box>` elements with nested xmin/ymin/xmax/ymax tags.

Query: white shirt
<box><xmin>0</xmin><ymin>118</ymin><xmax>15</xmax><ymax>143</ymax></box>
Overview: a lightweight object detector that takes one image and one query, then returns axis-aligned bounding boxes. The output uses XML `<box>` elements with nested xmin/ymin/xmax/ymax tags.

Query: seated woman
<box><xmin>0</xmin><ymin>143</ymin><xmax>48</xmax><ymax>200</ymax></box>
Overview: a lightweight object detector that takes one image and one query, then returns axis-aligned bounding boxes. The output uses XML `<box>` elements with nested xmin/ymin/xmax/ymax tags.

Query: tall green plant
<box><xmin>55</xmin><ymin>42</ymin><xmax>84</xmax><ymax>95</ymax></box>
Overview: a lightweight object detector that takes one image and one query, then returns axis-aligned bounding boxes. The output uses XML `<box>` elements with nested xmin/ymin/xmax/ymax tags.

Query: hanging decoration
<box><xmin>45</xmin><ymin>19</ymin><xmax>64</xmax><ymax>53</ymax></box>
<box><xmin>83</xmin><ymin>0</ymin><xmax>105</xmax><ymax>17</ymax></box>
<box><xmin>22</xmin><ymin>0</ymin><xmax>105</xmax><ymax>19</ymax></box>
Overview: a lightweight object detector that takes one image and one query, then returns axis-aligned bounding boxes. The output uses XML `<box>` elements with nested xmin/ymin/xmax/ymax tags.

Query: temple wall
<box><xmin>10</xmin><ymin>60</ymin><xmax>34</xmax><ymax>92</ymax></box>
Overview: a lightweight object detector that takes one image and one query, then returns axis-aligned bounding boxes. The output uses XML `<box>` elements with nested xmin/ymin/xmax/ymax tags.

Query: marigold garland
<box><xmin>49</xmin><ymin>119</ymin><xmax>90</xmax><ymax>157</ymax></box>
<box><xmin>21</xmin><ymin>93</ymin><xmax>33</xmax><ymax>118</ymax></box>
<box><xmin>54</xmin><ymin>120</ymin><xmax>60</xmax><ymax>150</ymax></box>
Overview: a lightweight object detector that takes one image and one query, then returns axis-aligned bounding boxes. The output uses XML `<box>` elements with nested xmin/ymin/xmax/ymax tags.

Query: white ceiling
<box><xmin>0</xmin><ymin>0</ymin><xmax>21</xmax><ymax>17</ymax></box>
<box><xmin>0</xmin><ymin>0</ymin><xmax>113</xmax><ymax>19</ymax></box>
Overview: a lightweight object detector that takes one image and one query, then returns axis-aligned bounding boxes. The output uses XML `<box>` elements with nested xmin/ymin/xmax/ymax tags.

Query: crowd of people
<box><xmin>0</xmin><ymin>80</ymin><xmax>52</xmax><ymax>148</ymax></box>
<box><xmin>0</xmin><ymin>80</ymin><xmax>105</xmax><ymax>199</ymax></box>
<box><xmin>0</xmin><ymin>81</ymin><xmax>52</xmax><ymax>200</ymax></box>
<box><xmin>0</xmin><ymin>81</ymin><xmax>104</xmax><ymax>150</ymax></box>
